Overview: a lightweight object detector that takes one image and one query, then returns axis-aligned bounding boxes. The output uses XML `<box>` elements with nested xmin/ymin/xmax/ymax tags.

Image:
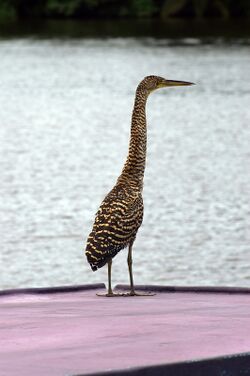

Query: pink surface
<box><xmin>1</xmin><ymin>286</ymin><xmax>250</xmax><ymax>375</ymax></box>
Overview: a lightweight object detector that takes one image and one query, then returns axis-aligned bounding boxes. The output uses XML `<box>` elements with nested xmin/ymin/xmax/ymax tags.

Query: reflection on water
<box><xmin>0</xmin><ymin>19</ymin><xmax>250</xmax><ymax>41</ymax></box>
<box><xmin>0</xmin><ymin>33</ymin><xmax>250</xmax><ymax>289</ymax></box>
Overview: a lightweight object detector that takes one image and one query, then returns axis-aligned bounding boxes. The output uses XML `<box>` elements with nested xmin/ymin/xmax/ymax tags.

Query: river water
<box><xmin>0</xmin><ymin>22</ymin><xmax>250</xmax><ymax>289</ymax></box>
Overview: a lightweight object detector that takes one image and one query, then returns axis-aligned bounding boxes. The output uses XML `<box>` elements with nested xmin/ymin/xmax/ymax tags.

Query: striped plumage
<box><xmin>85</xmin><ymin>75</ymin><xmax>193</xmax><ymax>296</ymax></box>
<box><xmin>86</xmin><ymin>182</ymin><xmax>143</xmax><ymax>271</ymax></box>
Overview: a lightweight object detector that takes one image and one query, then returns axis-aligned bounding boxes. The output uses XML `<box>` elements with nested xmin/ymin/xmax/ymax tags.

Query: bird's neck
<box><xmin>118</xmin><ymin>88</ymin><xmax>148</xmax><ymax>190</ymax></box>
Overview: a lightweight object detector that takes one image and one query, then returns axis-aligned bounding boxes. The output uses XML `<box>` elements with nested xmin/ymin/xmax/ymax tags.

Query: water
<box><xmin>0</xmin><ymin>23</ymin><xmax>250</xmax><ymax>289</ymax></box>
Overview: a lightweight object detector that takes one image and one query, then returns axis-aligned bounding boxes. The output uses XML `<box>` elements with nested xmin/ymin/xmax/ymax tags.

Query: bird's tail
<box><xmin>86</xmin><ymin>251</ymin><xmax>108</xmax><ymax>271</ymax></box>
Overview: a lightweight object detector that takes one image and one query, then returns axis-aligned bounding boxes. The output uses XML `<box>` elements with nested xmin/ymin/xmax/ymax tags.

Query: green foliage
<box><xmin>131</xmin><ymin>0</ymin><xmax>156</xmax><ymax>17</ymax></box>
<box><xmin>161</xmin><ymin>0</ymin><xmax>187</xmax><ymax>19</ymax></box>
<box><xmin>161</xmin><ymin>0</ymin><xmax>232</xmax><ymax>18</ymax></box>
<box><xmin>46</xmin><ymin>0</ymin><xmax>85</xmax><ymax>16</ymax></box>
<box><xmin>0</xmin><ymin>0</ymin><xmax>250</xmax><ymax>19</ymax></box>
<box><xmin>192</xmin><ymin>0</ymin><xmax>208</xmax><ymax>18</ymax></box>
<box><xmin>0</xmin><ymin>0</ymin><xmax>16</xmax><ymax>20</ymax></box>
<box><xmin>1</xmin><ymin>0</ymin><xmax>46</xmax><ymax>18</ymax></box>
<box><xmin>214</xmin><ymin>0</ymin><xmax>230</xmax><ymax>18</ymax></box>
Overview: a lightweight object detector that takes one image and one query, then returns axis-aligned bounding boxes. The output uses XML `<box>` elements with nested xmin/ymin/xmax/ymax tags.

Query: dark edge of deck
<box><xmin>115</xmin><ymin>284</ymin><xmax>250</xmax><ymax>294</ymax></box>
<box><xmin>1</xmin><ymin>283</ymin><xmax>250</xmax><ymax>297</ymax></box>
<box><xmin>77</xmin><ymin>352</ymin><xmax>250</xmax><ymax>376</ymax></box>
<box><xmin>0</xmin><ymin>283</ymin><xmax>105</xmax><ymax>296</ymax></box>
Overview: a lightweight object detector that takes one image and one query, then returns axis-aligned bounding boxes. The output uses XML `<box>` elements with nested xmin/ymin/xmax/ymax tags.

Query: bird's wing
<box><xmin>85</xmin><ymin>184</ymin><xmax>143</xmax><ymax>270</ymax></box>
<box><xmin>95</xmin><ymin>184</ymin><xmax>143</xmax><ymax>240</ymax></box>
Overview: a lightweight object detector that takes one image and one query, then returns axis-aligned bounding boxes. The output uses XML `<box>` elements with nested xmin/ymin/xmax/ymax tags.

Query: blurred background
<box><xmin>0</xmin><ymin>0</ymin><xmax>250</xmax><ymax>290</ymax></box>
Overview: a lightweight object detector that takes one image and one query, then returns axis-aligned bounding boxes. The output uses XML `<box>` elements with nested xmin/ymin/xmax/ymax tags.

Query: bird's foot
<box><xmin>96</xmin><ymin>290</ymin><xmax>156</xmax><ymax>297</ymax></box>
<box><xmin>96</xmin><ymin>292</ymin><xmax>128</xmax><ymax>297</ymax></box>
<box><xmin>128</xmin><ymin>290</ymin><xmax>156</xmax><ymax>297</ymax></box>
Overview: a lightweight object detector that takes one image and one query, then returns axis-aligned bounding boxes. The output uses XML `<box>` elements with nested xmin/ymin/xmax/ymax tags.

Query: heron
<box><xmin>85</xmin><ymin>75</ymin><xmax>193</xmax><ymax>297</ymax></box>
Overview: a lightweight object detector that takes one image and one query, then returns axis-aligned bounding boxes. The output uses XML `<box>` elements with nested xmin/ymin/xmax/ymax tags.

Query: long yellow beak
<box><xmin>162</xmin><ymin>80</ymin><xmax>195</xmax><ymax>87</ymax></box>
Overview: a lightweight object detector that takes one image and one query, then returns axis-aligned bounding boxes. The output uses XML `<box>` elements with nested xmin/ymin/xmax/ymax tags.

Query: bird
<box><xmin>85</xmin><ymin>75</ymin><xmax>194</xmax><ymax>297</ymax></box>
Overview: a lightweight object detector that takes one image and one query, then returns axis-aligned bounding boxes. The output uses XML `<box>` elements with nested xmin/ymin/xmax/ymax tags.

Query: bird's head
<box><xmin>138</xmin><ymin>75</ymin><xmax>194</xmax><ymax>95</ymax></box>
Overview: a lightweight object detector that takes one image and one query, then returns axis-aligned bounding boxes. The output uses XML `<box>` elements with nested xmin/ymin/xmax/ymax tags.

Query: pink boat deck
<box><xmin>1</xmin><ymin>284</ymin><xmax>250</xmax><ymax>376</ymax></box>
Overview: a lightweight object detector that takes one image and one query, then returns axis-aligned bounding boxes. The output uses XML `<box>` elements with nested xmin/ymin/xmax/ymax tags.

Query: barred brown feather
<box><xmin>86</xmin><ymin>182</ymin><xmax>143</xmax><ymax>271</ymax></box>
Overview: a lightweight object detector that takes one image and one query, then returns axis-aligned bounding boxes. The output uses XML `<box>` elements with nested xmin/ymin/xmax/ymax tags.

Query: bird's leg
<box><xmin>107</xmin><ymin>259</ymin><xmax>113</xmax><ymax>295</ymax></box>
<box><xmin>97</xmin><ymin>260</ymin><xmax>115</xmax><ymax>296</ymax></box>
<box><xmin>127</xmin><ymin>242</ymin><xmax>135</xmax><ymax>295</ymax></box>
<box><xmin>127</xmin><ymin>243</ymin><xmax>156</xmax><ymax>297</ymax></box>
<box><xmin>97</xmin><ymin>259</ymin><xmax>126</xmax><ymax>297</ymax></box>
<box><xmin>97</xmin><ymin>249</ymin><xmax>155</xmax><ymax>297</ymax></box>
